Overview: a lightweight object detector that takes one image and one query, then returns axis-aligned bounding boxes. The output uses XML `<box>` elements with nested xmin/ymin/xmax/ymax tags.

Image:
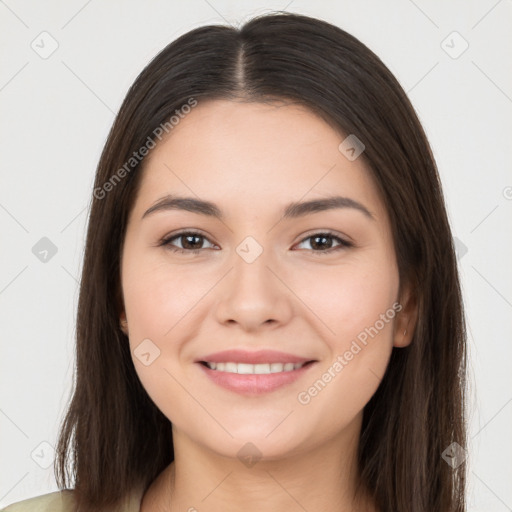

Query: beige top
<box><xmin>0</xmin><ymin>488</ymin><xmax>145</xmax><ymax>512</ymax></box>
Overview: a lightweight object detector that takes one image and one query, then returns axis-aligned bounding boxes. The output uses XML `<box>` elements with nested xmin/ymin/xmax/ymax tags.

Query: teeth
<box><xmin>225</xmin><ymin>362</ymin><xmax>237</xmax><ymax>373</ymax></box>
<box><xmin>238</xmin><ymin>363</ymin><xmax>256</xmax><ymax>374</ymax></box>
<box><xmin>205</xmin><ymin>361</ymin><xmax>306</xmax><ymax>374</ymax></box>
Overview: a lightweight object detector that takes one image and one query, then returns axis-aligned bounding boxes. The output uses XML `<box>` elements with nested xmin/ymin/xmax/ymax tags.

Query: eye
<box><xmin>159</xmin><ymin>231</ymin><xmax>217</xmax><ymax>254</ymax></box>
<box><xmin>158</xmin><ymin>230</ymin><xmax>353</xmax><ymax>255</ymax></box>
<box><xmin>294</xmin><ymin>231</ymin><xmax>353</xmax><ymax>254</ymax></box>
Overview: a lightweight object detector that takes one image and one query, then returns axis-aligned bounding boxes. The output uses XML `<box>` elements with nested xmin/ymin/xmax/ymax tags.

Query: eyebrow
<box><xmin>141</xmin><ymin>194</ymin><xmax>374</xmax><ymax>221</ymax></box>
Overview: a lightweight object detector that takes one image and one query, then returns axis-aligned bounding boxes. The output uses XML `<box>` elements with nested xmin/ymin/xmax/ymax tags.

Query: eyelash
<box><xmin>158</xmin><ymin>230</ymin><xmax>353</xmax><ymax>255</ymax></box>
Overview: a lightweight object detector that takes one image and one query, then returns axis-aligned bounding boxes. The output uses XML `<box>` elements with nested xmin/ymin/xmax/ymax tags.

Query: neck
<box><xmin>141</xmin><ymin>414</ymin><xmax>376</xmax><ymax>512</ymax></box>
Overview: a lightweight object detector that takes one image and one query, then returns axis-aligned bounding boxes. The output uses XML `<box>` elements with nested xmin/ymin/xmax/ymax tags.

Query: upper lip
<box><xmin>196</xmin><ymin>349</ymin><xmax>315</xmax><ymax>365</ymax></box>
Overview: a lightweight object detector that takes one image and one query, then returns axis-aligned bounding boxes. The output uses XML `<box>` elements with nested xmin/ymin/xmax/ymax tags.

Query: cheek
<box><xmin>121</xmin><ymin>250</ymin><xmax>216</xmax><ymax>416</ymax></box>
<box><xmin>293</xmin><ymin>255</ymin><xmax>399</xmax><ymax>345</ymax></box>
<box><xmin>122</xmin><ymin>252</ymin><xmax>212</xmax><ymax>342</ymax></box>
<box><xmin>292</xmin><ymin>258</ymin><xmax>399</xmax><ymax>427</ymax></box>
<box><xmin>121</xmin><ymin>253</ymin><xmax>203</xmax><ymax>428</ymax></box>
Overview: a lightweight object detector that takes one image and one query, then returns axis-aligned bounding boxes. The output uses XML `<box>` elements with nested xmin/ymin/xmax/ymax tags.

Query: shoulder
<box><xmin>1</xmin><ymin>490</ymin><xmax>75</xmax><ymax>512</ymax></box>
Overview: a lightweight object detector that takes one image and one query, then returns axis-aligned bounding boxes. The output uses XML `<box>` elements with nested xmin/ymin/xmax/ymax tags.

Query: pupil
<box><xmin>312</xmin><ymin>235</ymin><xmax>331</xmax><ymax>250</ymax></box>
<box><xmin>183</xmin><ymin>235</ymin><xmax>202</xmax><ymax>249</ymax></box>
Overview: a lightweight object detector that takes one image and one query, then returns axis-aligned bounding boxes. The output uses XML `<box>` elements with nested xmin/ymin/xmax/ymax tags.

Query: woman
<box><xmin>2</xmin><ymin>11</ymin><xmax>467</xmax><ymax>512</ymax></box>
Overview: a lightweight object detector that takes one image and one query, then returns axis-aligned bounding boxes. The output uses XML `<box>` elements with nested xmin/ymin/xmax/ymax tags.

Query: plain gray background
<box><xmin>1</xmin><ymin>0</ymin><xmax>511</xmax><ymax>509</ymax></box>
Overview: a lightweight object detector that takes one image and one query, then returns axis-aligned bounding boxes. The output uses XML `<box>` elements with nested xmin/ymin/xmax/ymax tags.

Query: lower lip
<box><xmin>197</xmin><ymin>362</ymin><xmax>316</xmax><ymax>395</ymax></box>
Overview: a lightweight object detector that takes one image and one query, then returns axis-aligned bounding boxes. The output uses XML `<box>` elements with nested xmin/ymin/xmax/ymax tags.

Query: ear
<box><xmin>119</xmin><ymin>310</ymin><xmax>129</xmax><ymax>336</ymax></box>
<box><xmin>393</xmin><ymin>281</ymin><xmax>418</xmax><ymax>348</ymax></box>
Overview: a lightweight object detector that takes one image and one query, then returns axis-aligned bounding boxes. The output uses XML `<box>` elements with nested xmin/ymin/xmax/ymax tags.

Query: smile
<box><xmin>197</xmin><ymin>360</ymin><xmax>317</xmax><ymax>395</ymax></box>
<box><xmin>202</xmin><ymin>361</ymin><xmax>308</xmax><ymax>374</ymax></box>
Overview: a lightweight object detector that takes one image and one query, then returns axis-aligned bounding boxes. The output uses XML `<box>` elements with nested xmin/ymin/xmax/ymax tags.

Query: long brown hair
<box><xmin>55</xmin><ymin>11</ymin><xmax>467</xmax><ymax>511</ymax></box>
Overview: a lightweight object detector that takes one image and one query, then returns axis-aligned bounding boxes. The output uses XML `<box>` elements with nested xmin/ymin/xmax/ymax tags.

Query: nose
<box><xmin>214</xmin><ymin>243</ymin><xmax>294</xmax><ymax>332</ymax></box>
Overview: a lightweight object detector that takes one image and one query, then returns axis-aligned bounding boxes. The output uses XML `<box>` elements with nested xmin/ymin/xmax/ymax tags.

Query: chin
<box><xmin>196</xmin><ymin>424</ymin><xmax>312</xmax><ymax>462</ymax></box>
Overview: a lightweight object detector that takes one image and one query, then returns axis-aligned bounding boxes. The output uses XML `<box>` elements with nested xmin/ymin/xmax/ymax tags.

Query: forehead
<box><xmin>133</xmin><ymin>99</ymin><xmax>384</xmax><ymax>220</ymax></box>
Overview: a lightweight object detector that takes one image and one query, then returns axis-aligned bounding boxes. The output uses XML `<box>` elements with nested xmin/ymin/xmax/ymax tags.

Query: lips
<box><xmin>195</xmin><ymin>349</ymin><xmax>318</xmax><ymax>395</ymax></box>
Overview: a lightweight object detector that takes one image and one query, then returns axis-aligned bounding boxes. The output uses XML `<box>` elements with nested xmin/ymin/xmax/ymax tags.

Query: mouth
<box><xmin>195</xmin><ymin>349</ymin><xmax>318</xmax><ymax>394</ymax></box>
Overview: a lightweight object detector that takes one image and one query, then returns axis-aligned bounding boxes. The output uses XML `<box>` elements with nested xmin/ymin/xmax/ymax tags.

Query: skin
<box><xmin>119</xmin><ymin>99</ymin><xmax>417</xmax><ymax>512</ymax></box>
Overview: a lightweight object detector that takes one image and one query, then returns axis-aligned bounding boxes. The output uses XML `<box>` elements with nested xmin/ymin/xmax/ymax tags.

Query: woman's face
<box><xmin>120</xmin><ymin>99</ymin><xmax>412</xmax><ymax>460</ymax></box>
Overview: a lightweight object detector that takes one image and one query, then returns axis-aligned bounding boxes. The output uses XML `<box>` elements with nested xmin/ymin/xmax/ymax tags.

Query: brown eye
<box><xmin>295</xmin><ymin>232</ymin><xmax>352</xmax><ymax>253</ymax></box>
<box><xmin>160</xmin><ymin>231</ymin><xmax>216</xmax><ymax>253</ymax></box>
